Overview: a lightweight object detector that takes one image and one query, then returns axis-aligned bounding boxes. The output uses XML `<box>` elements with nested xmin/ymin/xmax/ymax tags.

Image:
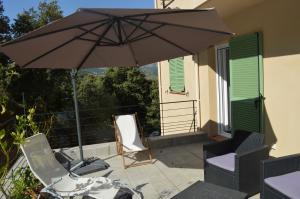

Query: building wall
<box><xmin>156</xmin><ymin>0</ymin><xmax>300</xmax><ymax>156</ymax></box>
<box><xmin>155</xmin><ymin>0</ymin><xmax>211</xmax><ymax>135</ymax></box>
<box><xmin>155</xmin><ymin>0</ymin><xmax>207</xmax><ymax>9</ymax></box>
<box><xmin>201</xmin><ymin>0</ymin><xmax>300</xmax><ymax>157</ymax></box>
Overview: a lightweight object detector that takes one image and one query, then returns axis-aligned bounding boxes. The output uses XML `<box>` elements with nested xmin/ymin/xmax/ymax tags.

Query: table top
<box><xmin>172</xmin><ymin>181</ymin><xmax>248</xmax><ymax>199</ymax></box>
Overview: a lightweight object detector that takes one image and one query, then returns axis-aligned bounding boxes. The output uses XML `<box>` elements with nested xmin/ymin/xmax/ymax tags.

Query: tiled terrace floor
<box><xmin>62</xmin><ymin>141</ymin><xmax>259</xmax><ymax>199</ymax></box>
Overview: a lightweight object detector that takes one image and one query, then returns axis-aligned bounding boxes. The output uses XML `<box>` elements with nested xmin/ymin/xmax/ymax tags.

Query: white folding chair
<box><xmin>113</xmin><ymin>113</ymin><xmax>153</xmax><ymax>169</ymax></box>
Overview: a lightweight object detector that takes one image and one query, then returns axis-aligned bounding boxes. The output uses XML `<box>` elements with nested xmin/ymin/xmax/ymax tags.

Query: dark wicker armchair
<box><xmin>203</xmin><ymin>130</ymin><xmax>270</xmax><ymax>196</ymax></box>
<box><xmin>261</xmin><ymin>154</ymin><xmax>300</xmax><ymax>199</ymax></box>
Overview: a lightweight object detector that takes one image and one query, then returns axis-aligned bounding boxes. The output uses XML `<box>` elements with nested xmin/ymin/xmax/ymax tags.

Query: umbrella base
<box><xmin>71</xmin><ymin>157</ymin><xmax>110</xmax><ymax>175</ymax></box>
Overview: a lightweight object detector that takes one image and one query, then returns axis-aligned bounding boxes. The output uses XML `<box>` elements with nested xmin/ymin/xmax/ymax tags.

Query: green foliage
<box><xmin>11</xmin><ymin>107</ymin><xmax>40</xmax><ymax>145</ymax></box>
<box><xmin>0</xmin><ymin>63</ymin><xmax>19</xmax><ymax>107</ymax></box>
<box><xmin>103</xmin><ymin>67</ymin><xmax>151</xmax><ymax>106</ymax></box>
<box><xmin>12</xmin><ymin>0</ymin><xmax>63</xmax><ymax>38</ymax></box>
<box><xmin>77</xmin><ymin>75</ymin><xmax>116</xmax><ymax>110</ymax></box>
<box><xmin>8</xmin><ymin>69</ymin><xmax>72</xmax><ymax>112</ymax></box>
<box><xmin>77</xmin><ymin>74</ymin><xmax>117</xmax><ymax>127</ymax></box>
<box><xmin>10</xmin><ymin>167</ymin><xmax>41</xmax><ymax>199</ymax></box>
<box><xmin>6</xmin><ymin>0</ymin><xmax>70</xmax><ymax>114</ymax></box>
<box><xmin>103</xmin><ymin>67</ymin><xmax>160</xmax><ymax>134</ymax></box>
<box><xmin>0</xmin><ymin>107</ymin><xmax>48</xmax><ymax>198</ymax></box>
<box><xmin>38</xmin><ymin>0</ymin><xmax>62</xmax><ymax>26</ymax></box>
<box><xmin>0</xmin><ymin>0</ymin><xmax>11</xmax><ymax>73</ymax></box>
<box><xmin>146</xmin><ymin>80</ymin><xmax>160</xmax><ymax>131</ymax></box>
<box><xmin>0</xmin><ymin>0</ymin><xmax>10</xmax><ymax>43</ymax></box>
<box><xmin>11</xmin><ymin>8</ymin><xmax>38</xmax><ymax>38</ymax></box>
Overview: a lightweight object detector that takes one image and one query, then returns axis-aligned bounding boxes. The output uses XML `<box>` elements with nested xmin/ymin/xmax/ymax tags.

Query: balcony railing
<box><xmin>160</xmin><ymin>100</ymin><xmax>197</xmax><ymax>135</ymax></box>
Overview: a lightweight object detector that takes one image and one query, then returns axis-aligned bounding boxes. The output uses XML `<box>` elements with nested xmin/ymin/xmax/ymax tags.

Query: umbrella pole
<box><xmin>71</xmin><ymin>69</ymin><xmax>84</xmax><ymax>162</ymax></box>
<box><xmin>69</xmin><ymin>70</ymin><xmax>109</xmax><ymax>175</ymax></box>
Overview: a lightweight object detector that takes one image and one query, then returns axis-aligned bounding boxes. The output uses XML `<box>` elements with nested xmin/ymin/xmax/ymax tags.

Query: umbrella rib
<box><xmin>78</xmin><ymin>38</ymin><xmax>97</xmax><ymax>42</ymax></box>
<box><xmin>128</xmin><ymin>24</ymin><xmax>165</xmax><ymax>43</ymax></box>
<box><xmin>78</xmin><ymin>27</ymin><xmax>118</xmax><ymax>44</ymax></box>
<box><xmin>78</xmin><ymin>37</ymin><xmax>117</xmax><ymax>46</ymax></box>
<box><xmin>80</xmin><ymin>8</ymin><xmax>212</xmax><ymax>19</ymax></box>
<box><xmin>22</xmin><ymin>21</ymin><xmax>109</xmax><ymax>68</ymax></box>
<box><xmin>2</xmin><ymin>18</ymin><xmax>109</xmax><ymax>47</ymax></box>
<box><xmin>120</xmin><ymin>22</ymin><xmax>139</xmax><ymax>66</ymax></box>
<box><xmin>76</xmin><ymin>22</ymin><xmax>114</xmax><ymax>70</ymax></box>
<box><xmin>123</xmin><ymin>9</ymin><xmax>213</xmax><ymax>18</ymax></box>
<box><xmin>126</xmin><ymin>17</ymin><xmax>232</xmax><ymax>35</ymax></box>
<box><xmin>80</xmin><ymin>9</ymin><xmax>116</xmax><ymax>18</ymax></box>
<box><xmin>129</xmin><ymin>34</ymin><xmax>154</xmax><ymax>43</ymax></box>
<box><xmin>163</xmin><ymin>0</ymin><xmax>175</xmax><ymax>8</ymax></box>
<box><xmin>123</xmin><ymin>19</ymin><xmax>193</xmax><ymax>55</ymax></box>
<box><xmin>117</xmin><ymin>20</ymin><xmax>123</xmax><ymax>44</ymax></box>
<box><xmin>111</xmin><ymin>22</ymin><xmax>121</xmax><ymax>44</ymax></box>
<box><xmin>78</xmin><ymin>27</ymin><xmax>100</xmax><ymax>37</ymax></box>
<box><xmin>126</xmin><ymin>15</ymin><xmax>149</xmax><ymax>41</ymax></box>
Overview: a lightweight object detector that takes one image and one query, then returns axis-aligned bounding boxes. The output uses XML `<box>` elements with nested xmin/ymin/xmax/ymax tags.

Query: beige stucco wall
<box><xmin>204</xmin><ymin>0</ymin><xmax>300</xmax><ymax>157</ymax></box>
<box><xmin>155</xmin><ymin>0</ymin><xmax>207</xmax><ymax>9</ymax></box>
<box><xmin>157</xmin><ymin>57</ymin><xmax>200</xmax><ymax>135</ymax></box>
<box><xmin>156</xmin><ymin>0</ymin><xmax>300</xmax><ymax>156</ymax></box>
<box><xmin>155</xmin><ymin>0</ymin><xmax>212</xmax><ymax>135</ymax></box>
<box><xmin>154</xmin><ymin>0</ymin><xmax>222</xmax><ymax>135</ymax></box>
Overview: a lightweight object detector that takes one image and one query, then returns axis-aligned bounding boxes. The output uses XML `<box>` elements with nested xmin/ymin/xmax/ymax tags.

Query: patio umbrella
<box><xmin>0</xmin><ymin>8</ymin><xmax>233</xmax><ymax>172</ymax></box>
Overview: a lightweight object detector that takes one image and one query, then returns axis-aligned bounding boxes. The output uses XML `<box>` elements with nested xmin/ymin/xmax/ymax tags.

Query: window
<box><xmin>169</xmin><ymin>57</ymin><xmax>185</xmax><ymax>93</ymax></box>
<box><xmin>216</xmin><ymin>45</ymin><xmax>231</xmax><ymax>136</ymax></box>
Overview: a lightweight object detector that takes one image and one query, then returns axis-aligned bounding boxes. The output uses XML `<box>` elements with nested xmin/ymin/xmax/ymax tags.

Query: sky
<box><xmin>3</xmin><ymin>0</ymin><xmax>155</xmax><ymax>21</ymax></box>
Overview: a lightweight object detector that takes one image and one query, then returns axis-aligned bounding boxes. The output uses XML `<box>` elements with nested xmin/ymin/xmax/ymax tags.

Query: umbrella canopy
<box><xmin>0</xmin><ymin>8</ymin><xmax>233</xmax><ymax>170</ymax></box>
<box><xmin>1</xmin><ymin>8</ymin><xmax>232</xmax><ymax>69</ymax></box>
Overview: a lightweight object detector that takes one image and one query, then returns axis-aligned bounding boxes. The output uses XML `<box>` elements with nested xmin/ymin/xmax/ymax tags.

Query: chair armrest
<box><xmin>203</xmin><ymin>139</ymin><xmax>234</xmax><ymax>159</ymax></box>
<box><xmin>261</xmin><ymin>153</ymin><xmax>300</xmax><ymax>179</ymax></box>
<box><xmin>235</xmin><ymin>145</ymin><xmax>270</xmax><ymax>192</ymax></box>
<box><xmin>236</xmin><ymin>145</ymin><xmax>270</xmax><ymax>171</ymax></box>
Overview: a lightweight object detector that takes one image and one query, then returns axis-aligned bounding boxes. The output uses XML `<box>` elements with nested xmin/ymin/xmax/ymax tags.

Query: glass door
<box><xmin>216</xmin><ymin>44</ymin><xmax>231</xmax><ymax>137</ymax></box>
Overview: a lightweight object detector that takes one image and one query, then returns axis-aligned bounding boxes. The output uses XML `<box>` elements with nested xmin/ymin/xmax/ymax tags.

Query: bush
<box><xmin>10</xmin><ymin>167</ymin><xmax>42</xmax><ymax>199</ymax></box>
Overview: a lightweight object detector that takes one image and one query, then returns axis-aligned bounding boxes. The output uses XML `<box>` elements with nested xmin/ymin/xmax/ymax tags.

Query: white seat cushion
<box><xmin>265</xmin><ymin>171</ymin><xmax>300</xmax><ymax>199</ymax></box>
<box><xmin>206</xmin><ymin>153</ymin><xmax>236</xmax><ymax>172</ymax></box>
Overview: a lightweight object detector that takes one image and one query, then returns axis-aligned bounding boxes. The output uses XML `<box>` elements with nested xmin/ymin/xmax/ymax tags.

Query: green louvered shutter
<box><xmin>229</xmin><ymin>33</ymin><xmax>263</xmax><ymax>133</ymax></box>
<box><xmin>169</xmin><ymin>57</ymin><xmax>185</xmax><ymax>92</ymax></box>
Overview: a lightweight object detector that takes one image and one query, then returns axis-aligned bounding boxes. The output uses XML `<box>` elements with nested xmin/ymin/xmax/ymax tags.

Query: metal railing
<box><xmin>0</xmin><ymin>100</ymin><xmax>198</xmax><ymax>198</ymax></box>
<box><xmin>160</xmin><ymin>100</ymin><xmax>197</xmax><ymax>135</ymax></box>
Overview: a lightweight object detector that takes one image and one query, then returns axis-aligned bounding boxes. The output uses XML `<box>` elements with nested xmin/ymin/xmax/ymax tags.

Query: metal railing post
<box><xmin>161</xmin><ymin>103</ymin><xmax>164</xmax><ymax>136</ymax></box>
<box><xmin>193</xmin><ymin>100</ymin><xmax>196</xmax><ymax>133</ymax></box>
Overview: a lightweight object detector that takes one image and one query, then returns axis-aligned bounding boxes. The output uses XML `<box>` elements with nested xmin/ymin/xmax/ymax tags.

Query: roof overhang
<box><xmin>197</xmin><ymin>0</ymin><xmax>265</xmax><ymax>18</ymax></box>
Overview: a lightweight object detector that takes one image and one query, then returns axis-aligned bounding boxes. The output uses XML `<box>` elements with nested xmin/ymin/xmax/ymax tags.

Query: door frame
<box><xmin>215</xmin><ymin>43</ymin><xmax>231</xmax><ymax>138</ymax></box>
<box><xmin>215</xmin><ymin>32</ymin><xmax>264</xmax><ymax>136</ymax></box>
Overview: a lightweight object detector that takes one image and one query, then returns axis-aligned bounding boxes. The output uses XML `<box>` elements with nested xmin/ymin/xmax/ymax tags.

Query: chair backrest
<box><xmin>235</xmin><ymin>131</ymin><xmax>264</xmax><ymax>154</ymax></box>
<box><xmin>20</xmin><ymin>133</ymin><xmax>69</xmax><ymax>186</ymax></box>
<box><xmin>114</xmin><ymin>114</ymin><xmax>145</xmax><ymax>151</ymax></box>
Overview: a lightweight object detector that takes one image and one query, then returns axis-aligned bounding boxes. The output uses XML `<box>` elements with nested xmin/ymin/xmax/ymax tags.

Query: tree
<box><xmin>0</xmin><ymin>0</ymin><xmax>10</xmax><ymax>43</ymax></box>
<box><xmin>12</xmin><ymin>0</ymin><xmax>62</xmax><ymax>38</ymax></box>
<box><xmin>8</xmin><ymin>0</ymin><xmax>71</xmax><ymax>113</ymax></box>
<box><xmin>77</xmin><ymin>74</ymin><xmax>117</xmax><ymax>123</ymax></box>
<box><xmin>0</xmin><ymin>107</ymin><xmax>50</xmax><ymax>198</ymax></box>
<box><xmin>102</xmin><ymin>67</ymin><xmax>160</xmax><ymax>134</ymax></box>
<box><xmin>38</xmin><ymin>0</ymin><xmax>62</xmax><ymax>26</ymax></box>
<box><xmin>0</xmin><ymin>0</ymin><xmax>10</xmax><ymax>66</ymax></box>
<box><xmin>103</xmin><ymin>67</ymin><xmax>151</xmax><ymax>107</ymax></box>
<box><xmin>0</xmin><ymin>0</ymin><xmax>15</xmax><ymax>118</ymax></box>
<box><xmin>146</xmin><ymin>80</ymin><xmax>160</xmax><ymax>132</ymax></box>
<box><xmin>11</xmin><ymin>8</ymin><xmax>38</xmax><ymax>38</ymax></box>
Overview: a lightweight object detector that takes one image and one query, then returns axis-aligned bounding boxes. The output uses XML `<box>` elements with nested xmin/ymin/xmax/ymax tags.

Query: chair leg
<box><xmin>121</xmin><ymin>150</ymin><xmax>127</xmax><ymax>169</ymax></box>
<box><xmin>148</xmin><ymin>149</ymin><xmax>153</xmax><ymax>162</ymax></box>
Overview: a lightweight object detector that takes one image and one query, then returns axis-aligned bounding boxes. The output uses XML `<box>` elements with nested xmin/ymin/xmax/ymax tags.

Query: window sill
<box><xmin>169</xmin><ymin>90</ymin><xmax>186</xmax><ymax>95</ymax></box>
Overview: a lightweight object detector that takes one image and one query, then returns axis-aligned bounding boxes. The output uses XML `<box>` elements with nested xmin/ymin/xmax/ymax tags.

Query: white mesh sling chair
<box><xmin>20</xmin><ymin>133</ymin><xmax>140</xmax><ymax>199</ymax></box>
<box><xmin>113</xmin><ymin>113</ymin><xmax>153</xmax><ymax>169</ymax></box>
